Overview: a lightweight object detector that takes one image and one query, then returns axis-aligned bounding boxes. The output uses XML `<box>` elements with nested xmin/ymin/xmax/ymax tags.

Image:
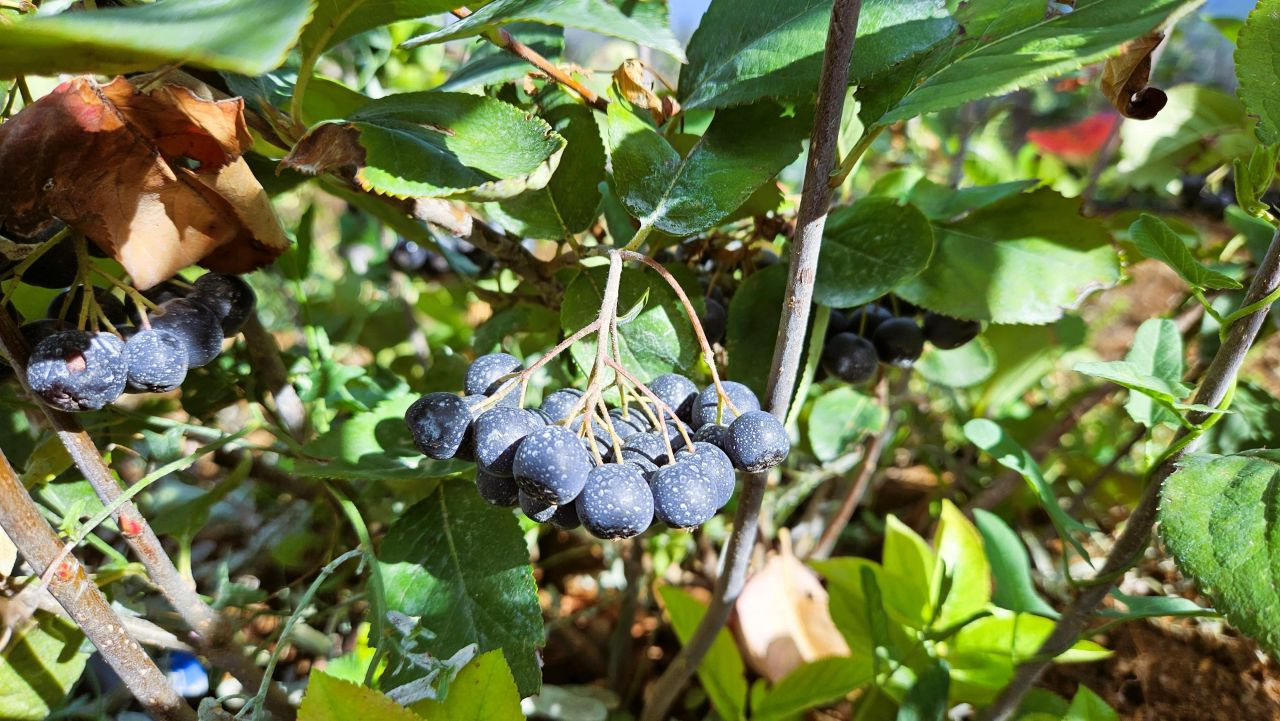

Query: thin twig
<box><xmin>808</xmin><ymin>374</ymin><xmax>894</xmax><ymax>559</ymax></box>
<box><xmin>449</xmin><ymin>7</ymin><xmax>607</xmax><ymax>111</ymax></box>
<box><xmin>0</xmin><ymin>450</ymin><xmax>196</xmax><ymax>721</ymax></box>
<box><xmin>638</xmin><ymin>3</ymin><xmax>864</xmax><ymax>719</ymax></box>
<box><xmin>242</xmin><ymin>312</ymin><xmax>308</xmax><ymax>442</ymax></box>
<box><xmin>0</xmin><ymin>306</ymin><xmax>296</xmax><ymax>721</ymax></box>
<box><xmin>981</xmin><ymin>225</ymin><xmax>1280</xmax><ymax>720</ymax></box>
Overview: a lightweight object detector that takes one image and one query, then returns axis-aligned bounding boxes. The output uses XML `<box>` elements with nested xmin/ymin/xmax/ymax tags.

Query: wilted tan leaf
<box><xmin>0</xmin><ymin>75</ymin><xmax>288</xmax><ymax>289</ymax></box>
<box><xmin>613</xmin><ymin>59</ymin><xmax>679</xmax><ymax>125</ymax></box>
<box><xmin>733</xmin><ymin>538</ymin><xmax>850</xmax><ymax>682</ymax></box>
<box><xmin>1100</xmin><ymin>32</ymin><xmax>1168</xmax><ymax>120</ymax></box>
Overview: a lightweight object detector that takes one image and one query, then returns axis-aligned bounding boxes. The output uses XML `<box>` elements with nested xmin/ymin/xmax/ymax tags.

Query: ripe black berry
<box><xmin>149</xmin><ymin>299</ymin><xmax>224</xmax><ymax>368</ymax></box>
<box><xmin>692</xmin><ymin>423</ymin><xmax>729</xmax><ymax>451</ymax></box>
<box><xmin>518</xmin><ymin>490</ymin><xmax>557</xmax><ymax>523</ymax></box>
<box><xmin>822</xmin><ymin>332</ymin><xmax>878</xmax><ymax>384</ymax></box>
<box><xmin>47</xmin><ymin>286</ymin><xmax>128</xmax><ymax>326</ymax></box>
<box><xmin>846</xmin><ymin>305</ymin><xmax>892</xmax><ymax>337</ymax></box>
<box><xmin>26</xmin><ymin>330</ymin><xmax>127</xmax><ymax>411</ymax></box>
<box><xmin>649</xmin><ymin>373</ymin><xmax>698</xmax><ymax>421</ymax></box>
<box><xmin>725</xmin><ymin>410</ymin><xmax>790</xmax><ymax>473</ymax></box>
<box><xmin>465</xmin><ymin>352</ymin><xmax>523</xmax><ymax>396</ymax></box>
<box><xmin>512</xmin><ymin>425</ymin><xmax>593</xmax><ymax>505</ymax></box>
<box><xmin>550</xmin><ymin>503</ymin><xmax>581</xmax><ymax>530</ymax></box>
<box><xmin>651</xmin><ymin>460</ymin><xmax>718</xmax><ymax>529</ymax></box>
<box><xmin>922</xmin><ymin>313</ymin><xmax>981</xmax><ymax>350</ymax></box>
<box><xmin>191</xmin><ymin>273</ymin><xmax>256</xmax><ymax>337</ymax></box>
<box><xmin>691</xmin><ymin>381</ymin><xmax>760</xmax><ymax>429</ymax></box>
<box><xmin>453</xmin><ymin>394</ymin><xmax>488</xmax><ymax>461</ymax></box>
<box><xmin>620</xmin><ymin>431</ymin><xmax>674</xmax><ymax>469</ymax></box>
<box><xmin>472</xmin><ymin>407</ymin><xmax>543</xmax><ymax>476</ymax></box>
<box><xmin>389</xmin><ymin>238</ymin><xmax>431</xmax><ymax>273</ymax></box>
<box><xmin>475</xmin><ymin>468</ymin><xmax>519</xmax><ymax>507</ymax></box>
<box><xmin>675</xmin><ymin>441</ymin><xmax>736</xmax><ymax>508</ymax></box>
<box><xmin>700</xmin><ymin>298</ymin><xmax>727</xmax><ymax>345</ymax></box>
<box><xmin>540</xmin><ymin>388</ymin><xmax>583</xmax><ymax>422</ymax></box>
<box><xmin>21</xmin><ymin>236</ymin><xmax>79</xmax><ymax>289</ymax></box>
<box><xmin>124</xmin><ymin>329</ymin><xmax>189</xmax><ymax>393</ymax></box>
<box><xmin>872</xmin><ymin>317</ymin><xmax>924</xmax><ymax>367</ymax></box>
<box><xmin>576</xmin><ymin>463</ymin><xmax>654</xmax><ymax>539</ymax></box>
<box><xmin>404</xmin><ymin>392</ymin><xmax>474</xmax><ymax>460</ymax></box>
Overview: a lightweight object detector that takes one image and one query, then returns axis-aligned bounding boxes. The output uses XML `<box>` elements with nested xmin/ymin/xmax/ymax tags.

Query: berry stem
<box><xmin>478</xmin><ymin>316</ymin><xmax>603</xmax><ymax>412</ymax></box>
<box><xmin>639</xmin><ymin>1</ymin><xmax>864</xmax><ymax>718</ymax></box>
<box><xmin>603</xmin><ymin>357</ymin><xmax>694</xmax><ymax>453</ymax></box>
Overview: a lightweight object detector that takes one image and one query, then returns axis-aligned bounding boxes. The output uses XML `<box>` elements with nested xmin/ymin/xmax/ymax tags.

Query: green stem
<box><xmin>323</xmin><ymin>480</ymin><xmax>388</xmax><ymax>687</ymax></box>
<box><xmin>1219</xmin><ymin>284</ymin><xmax>1280</xmax><ymax>335</ymax></box>
<box><xmin>1191</xmin><ymin>288</ymin><xmax>1223</xmax><ymax>323</ymax></box>
<box><xmin>622</xmin><ymin>222</ymin><xmax>654</xmax><ymax>252</ymax></box>
<box><xmin>829</xmin><ymin>125</ymin><xmax>885</xmax><ymax>189</ymax></box>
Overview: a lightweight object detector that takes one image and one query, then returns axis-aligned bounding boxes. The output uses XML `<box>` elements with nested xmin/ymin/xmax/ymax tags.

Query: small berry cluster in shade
<box><xmin>404</xmin><ymin>354</ymin><xmax>791</xmax><ymax>539</ymax></box>
<box><xmin>10</xmin><ymin>274</ymin><xmax>256</xmax><ymax>412</ymax></box>
<box><xmin>820</xmin><ymin>297</ymin><xmax>983</xmax><ymax>385</ymax></box>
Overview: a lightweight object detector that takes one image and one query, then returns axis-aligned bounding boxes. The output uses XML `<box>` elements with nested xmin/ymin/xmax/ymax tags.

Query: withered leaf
<box><xmin>1100</xmin><ymin>32</ymin><xmax>1168</xmax><ymax>120</ymax></box>
<box><xmin>0</xmin><ymin>75</ymin><xmax>288</xmax><ymax>289</ymax></box>
<box><xmin>613</xmin><ymin>59</ymin><xmax>679</xmax><ymax>125</ymax></box>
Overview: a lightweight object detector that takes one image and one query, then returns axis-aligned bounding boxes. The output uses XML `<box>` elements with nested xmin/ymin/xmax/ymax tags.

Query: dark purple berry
<box><xmin>465</xmin><ymin>352</ymin><xmax>522</xmax><ymax>396</ymax></box>
<box><xmin>124</xmin><ymin>329</ymin><xmax>188</xmax><ymax>393</ymax></box>
<box><xmin>648</xmin><ymin>373</ymin><xmax>698</xmax><ymax>421</ymax></box>
<box><xmin>872</xmin><ymin>317</ymin><xmax>924</xmax><ymax>368</ymax></box>
<box><xmin>473</xmin><ymin>407</ymin><xmax>543</xmax><ymax>477</ymax></box>
<box><xmin>404</xmin><ymin>392</ymin><xmax>473</xmax><ymax>460</ymax></box>
<box><xmin>512</xmin><ymin>425</ymin><xmax>593</xmax><ymax>505</ymax></box>
<box><xmin>576</xmin><ymin>463</ymin><xmax>654</xmax><ymax>539</ymax></box>
<box><xmin>476</xmin><ymin>468</ymin><xmax>519</xmax><ymax>507</ymax></box>
<box><xmin>691</xmin><ymin>381</ymin><xmax>760</xmax><ymax>429</ymax></box>
<box><xmin>518</xmin><ymin>490</ymin><xmax>557</xmax><ymax>523</ymax></box>
<box><xmin>650</xmin><ymin>460</ymin><xmax>718</xmax><ymax>529</ymax></box>
<box><xmin>676</xmin><ymin>441</ymin><xmax>736</xmax><ymax>508</ymax></box>
<box><xmin>26</xmin><ymin>330</ymin><xmax>127</xmax><ymax>411</ymax></box>
<box><xmin>550</xmin><ymin>503</ymin><xmax>581</xmax><ymax>530</ymax></box>
<box><xmin>700</xmin><ymin>298</ymin><xmax>727</xmax><ymax>345</ymax></box>
<box><xmin>846</xmin><ymin>305</ymin><xmax>892</xmax><ymax>337</ymax></box>
<box><xmin>191</xmin><ymin>273</ymin><xmax>256</xmax><ymax>337</ymax></box>
<box><xmin>540</xmin><ymin>388</ymin><xmax>583</xmax><ymax>422</ymax></box>
<box><xmin>725</xmin><ymin>410</ymin><xmax>790</xmax><ymax>473</ymax></box>
<box><xmin>148</xmin><ymin>299</ymin><xmax>224</xmax><ymax>368</ymax></box>
<box><xmin>822</xmin><ymin>332</ymin><xmax>878</xmax><ymax>384</ymax></box>
<box><xmin>922</xmin><ymin>312</ymin><xmax>981</xmax><ymax>350</ymax></box>
<box><xmin>47</xmin><ymin>286</ymin><xmax>127</xmax><ymax>326</ymax></box>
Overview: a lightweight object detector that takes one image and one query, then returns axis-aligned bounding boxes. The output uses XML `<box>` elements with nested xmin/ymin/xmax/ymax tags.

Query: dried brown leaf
<box><xmin>613</xmin><ymin>59</ymin><xmax>679</xmax><ymax>125</ymax></box>
<box><xmin>0</xmin><ymin>75</ymin><xmax>287</xmax><ymax>289</ymax></box>
<box><xmin>1100</xmin><ymin>32</ymin><xmax>1168</xmax><ymax>120</ymax></box>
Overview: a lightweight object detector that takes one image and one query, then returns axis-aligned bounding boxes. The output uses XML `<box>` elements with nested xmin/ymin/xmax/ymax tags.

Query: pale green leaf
<box><xmin>410</xmin><ymin>651</ymin><xmax>524</xmax><ymax>721</ymax></box>
<box><xmin>964</xmin><ymin>418</ymin><xmax>1093</xmax><ymax>560</ymax></box>
<box><xmin>657</xmin><ymin>586</ymin><xmax>747</xmax><ymax>721</ymax></box>
<box><xmin>813</xmin><ymin>197</ymin><xmax>935</xmax><ymax>309</ymax></box>
<box><xmin>1073</xmin><ymin>360</ymin><xmax>1197</xmax><ymax>422</ymax></box>
<box><xmin>301</xmin><ymin>0</ymin><xmax>455</xmax><ymax>57</ymax></box>
<box><xmin>807</xmin><ymin>387</ymin><xmax>888</xmax><ymax>463</ymax></box>
<box><xmin>379</xmin><ymin>482</ymin><xmax>544</xmax><ymax>696</ymax></box>
<box><xmin>1130</xmin><ymin>214</ymin><xmax>1242</xmax><ymax>291</ymax></box>
<box><xmin>605</xmin><ymin>96</ymin><xmax>806</xmax><ymax>235</ymax></box>
<box><xmin>1064</xmin><ymin>686</ymin><xmax>1120</xmax><ymax>721</ymax></box>
<box><xmin>402</xmin><ymin>0</ymin><xmax>685</xmax><ymax>61</ymax></box>
<box><xmin>678</xmin><ymin>0</ymin><xmax>955</xmax><ymax>110</ymax></box>
<box><xmin>283</xmin><ymin>92</ymin><xmax>566</xmax><ymax>202</ymax></box>
<box><xmin>1158</xmin><ymin>450</ymin><xmax>1280</xmax><ymax>657</ymax></box>
<box><xmin>973</xmin><ymin>509</ymin><xmax>1058</xmax><ymax>618</ymax></box>
<box><xmin>882</xmin><ymin>515</ymin><xmax>937</xmax><ymax>630</ymax></box>
<box><xmin>561</xmin><ymin>266</ymin><xmax>698</xmax><ymax>383</ymax></box>
<box><xmin>1122</xmin><ymin>318</ymin><xmax>1185</xmax><ymax>427</ymax></box>
<box><xmin>933</xmin><ymin>500</ymin><xmax>991</xmax><ymax>627</ymax></box>
<box><xmin>489</xmin><ymin>103</ymin><xmax>605</xmax><ymax>240</ymax></box>
<box><xmin>298</xmin><ymin>672</ymin><xmax>420</xmax><ymax>721</ymax></box>
<box><xmin>0</xmin><ymin>614</ymin><xmax>87</xmax><ymax>721</ymax></box>
<box><xmin>946</xmin><ymin>612</ymin><xmax>1109</xmax><ymax>703</ymax></box>
<box><xmin>916</xmin><ymin>338</ymin><xmax>997</xmax><ymax>389</ymax></box>
<box><xmin>753</xmin><ymin>656</ymin><xmax>872</xmax><ymax>721</ymax></box>
<box><xmin>1237</xmin><ymin>0</ymin><xmax>1280</xmax><ymax>143</ymax></box>
<box><xmin>0</xmin><ymin>0</ymin><xmax>312</xmax><ymax>77</ymax></box>
<box><xmin>895</xmin><ymin>190</ymin><xmax>1119</xmax><ymax>325</ymax></box>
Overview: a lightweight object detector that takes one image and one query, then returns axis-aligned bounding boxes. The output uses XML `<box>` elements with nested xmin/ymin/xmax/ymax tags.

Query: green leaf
<box><xmin>0</xmin><ymin>0</ymin><xmax>312</xmax><ymax>77</ymax></box>
<box><xmin>916</xmin><ymin>338</ymin><xmax>997</xmax><ymax>389</ymax></box>
<box><xmin>1158</xmin><ymin>450</ymin><xmax>1280</xmax><ymax>657</ymax></box>
<box><xmin>810</xmin><ymin>558</ymin><xmax>888</xmax><ymax>657</ymax></box>
<box><xmin>301</xmin><ymin>0</ymin><xmax>455</xmax><ymax>58</ymax></box>
<box><xmin>402</xmin><ymin>0</ymin><xmax>685</xmax><ymax>61</ymax></box>
<box><xmin>896</xmin><ymin>662</ymin><xmax>950</xmax><ymax>721</ymax></box>
<box><xmin>1130</xmin><ymin>215</ymin><xmax>1242</xmax><ymax>291</ymax></box>
<box><xmin>489</xmin><ymin>103</ymin><xmax>605</xmax><ymax>239</ymax></box>
<box><xmin>1122</xmin><ymin>318</ymin><xmax>1185</xmax><ymax>427</ymax></box>
<box><xmin>933</xmin><ymin>500</ymin><xmax>991</xmax><ymax>627</ymax></box>
<box><xmin>1118</xmin><ymin>84</ymin><xmax>1257</xmax><ymax>190</ymax></box>
<box><xmin>753</xmin><ymin>656</ymin><xmax>871</xmax><ymax>721</ymax></box>
<box><xmin>379</xmin><ymin>482</ymin><xmax>544</xmax><ymax>696</ymax></box>
<box><xmin>1237</xmin><ymin>0</ymin><xmax>1280</xmax><ymax>143</ymax></box>
<box><xmin>1098</xmin><ymin>591</ymin><xmax>1212</xmax><ymax>621</ymax></box>
<box><xmin>299</xmin><ymin>672</ymin><xmax>421</xmax><ymax>721</ymax></box>
<box><xmin>972</xmin><ymin>509</ymin><xmax>1058</xmax><ymax>619</ymax></box>
<box><xmin>283</xmin><ymin>92</ymin><xmax>566</xmax><ymax>202</ymax></box>
<box><xmin>561</xmin><ymin>266</ymin><xmax>698</xmax><ymax>383</ymax></box>
<box><xmin>0</xmin><ymin>614</ymin><xmax>87</xmax><ymax>721</ymax></box>
<box><xmin>410</xmin><ymin>650</ymin><xmax>524</xmax><ymax>720</ymax></box>
<box><xmin>895</xmin><ymin>190</ymin><xmax>1119</xmax><ymax>324</ymax></box>
<box><xmin>882</xmin><ymin>515</ymin><xmax>937</xmax><ymax>630</ymax></box>
<box><xmin>678</xmin><ymin>0</ymin><xmax>955</xmax><ymax>110</ymax></box>
<box><xmin>946</xmin><ymin>612</ymin><xmax>1109</xmax><ymax>703</ymax></box>
<box><xmin>657</xmin><ymin>586</ymin><xmax>747</xmax><ymax>721</ymax></box>
<box><xmin>806</xmin><ymin>386</ymin><xmax>888</xmax><ymax>463</ymax></box>
<box><xmin>902</xmin><ymin>179</ymin><xmax>1038</xmax><ymax>222</ymax></box>
<box><xmin>964</xmin><ymin>419</ymin><xmax>1093</xmax><ymax>560</ymax></box>
<box><xmin>437</xmin><ymin>24</ymin><xmax>564</xmax><ymax>92</ymax></box>
<box><xmin>1073</xmin><ymin>360</ymin><xmax>1203</xmax><ymax>422</ymax></box>
<box><xmin>860</xmin><ymin>0</ymin><xmax>1200</xmax><ymax>127</ymax></box>
<box><xmin>1064</xmin><ymin>686</ymin><xmax>1120</xmax><ymax>721</ymax></box>
<box><xmin>813</xmin><ymin>198</ymin><xmax>935</xmax><ymax>308</ymax></box>
<box><xmin>727</xmin><ymin>264</ymin><xmax>788</xmax><ymax>398</ymax></box>
<box><xmin>605</xmin><ymin>96</ymin><xmax>807</xmax><ymax>235</ymax></box>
